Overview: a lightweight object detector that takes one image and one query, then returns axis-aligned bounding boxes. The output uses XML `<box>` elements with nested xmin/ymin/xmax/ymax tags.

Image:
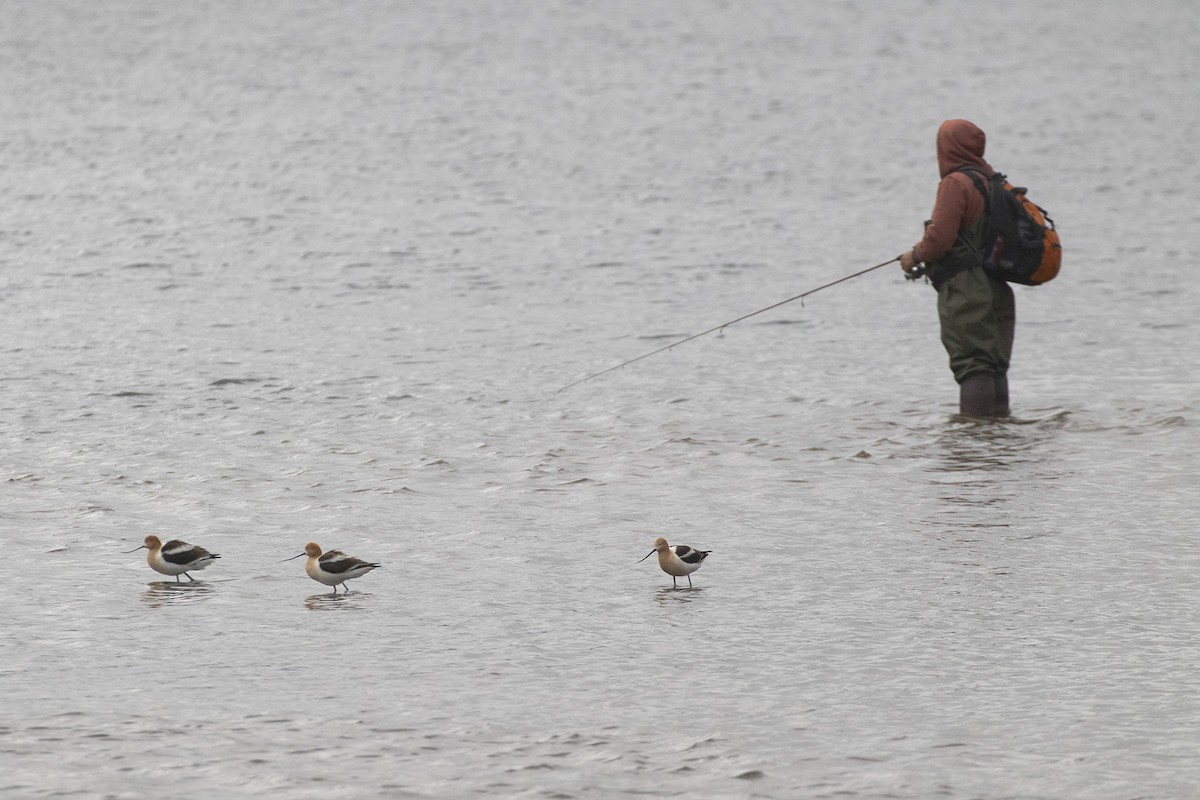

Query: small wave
<box><xmin>636</xmin><ymin>332</ymin><xmax>686</xmax><ymax>342</ymax></box>
<box><xmin>757</xmin><ymin>317</ymin><xmax>812</xmax><ymax>326</ymax></box>
<box><xmin>735</xmin><ymin>769</ymin><xmax>766</xmax><ymax>780</ymax></box>
<box><xmin>209</xmin><ymin>378</ymin><xmax>262</xmax><ymax>387</ymax></box>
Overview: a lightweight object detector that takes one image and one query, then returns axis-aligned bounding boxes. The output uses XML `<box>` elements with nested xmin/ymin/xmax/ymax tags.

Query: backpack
<box><xmin>956</xmin><ymin>166</ymin><xmax>1062</xmax><ymax>286</ymax></box>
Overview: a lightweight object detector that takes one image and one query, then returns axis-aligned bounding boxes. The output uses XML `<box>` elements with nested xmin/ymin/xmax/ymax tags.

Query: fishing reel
<box><xmin>904</xmin><ymin>264</ymin><xmax>928</xmax><ymax>281</ymax></box>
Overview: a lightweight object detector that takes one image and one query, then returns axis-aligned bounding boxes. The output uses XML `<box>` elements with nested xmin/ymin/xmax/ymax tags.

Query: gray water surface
<box><xmin>3</xmin><ymin>2</ymin><xmax>1199</xmax><ymax>798</ymax></box>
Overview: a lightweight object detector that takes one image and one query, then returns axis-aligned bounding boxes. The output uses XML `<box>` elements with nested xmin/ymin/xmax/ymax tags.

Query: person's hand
<box><xmin>900</xmin><ymin>250</ymin><xmax>921</xmax><ymax>274</ymax></box>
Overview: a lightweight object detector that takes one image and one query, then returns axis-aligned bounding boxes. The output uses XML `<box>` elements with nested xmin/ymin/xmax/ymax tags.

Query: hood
<box><xmin>936</xmin><ymin>119</ymin><xmax>993</xmax><ymax>177</ymax></box>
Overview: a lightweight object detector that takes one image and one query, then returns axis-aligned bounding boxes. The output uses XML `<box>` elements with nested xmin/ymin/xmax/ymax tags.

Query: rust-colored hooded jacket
<box><xmin>912</xmin><ymin>119</ymin><xmax>994</xmax><ymax>264</ymax></box>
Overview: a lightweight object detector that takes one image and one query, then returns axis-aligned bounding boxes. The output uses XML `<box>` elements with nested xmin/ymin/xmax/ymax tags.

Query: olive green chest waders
<box><xmin>926</xmin><ymin>215</ymin><xmax>1016</xmax><ymax>416</ymax></box>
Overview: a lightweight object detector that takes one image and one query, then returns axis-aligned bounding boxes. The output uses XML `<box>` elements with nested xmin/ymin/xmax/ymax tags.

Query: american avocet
<box><xmin>284</xmin><ymin>542</ymin><xmax>380</xmax><ymax>595</ymax></box>
<box><xmin>126</xmin><ymin>535</ymin><xmax>220</xmax><ymax>582</ymax></box>
<box><xmin>638</xmin><ymin>537</ymin><xmax>710</xmax><ymax>588</ymax></box>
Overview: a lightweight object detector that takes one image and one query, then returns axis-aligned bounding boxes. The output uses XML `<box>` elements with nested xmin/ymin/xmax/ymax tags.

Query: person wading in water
<box><xmin>900</xmin><ymin>119</ymin><xmax>1014</xmax><ymax>418</ymax></box>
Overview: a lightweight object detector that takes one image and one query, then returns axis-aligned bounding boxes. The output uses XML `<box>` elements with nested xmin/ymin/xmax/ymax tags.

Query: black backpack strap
<box><xmin>947</xmin><ymin>166</ymin><xmax>996</xmax><ymax>274</ymax></box>
<box><xmin>954</xmin><ymin>165</ymin><xmax>994</xmax><ymax>213</ymax></box>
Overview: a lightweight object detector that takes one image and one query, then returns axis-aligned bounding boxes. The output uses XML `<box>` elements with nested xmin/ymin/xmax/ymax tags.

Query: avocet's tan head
<box><xmin>638</xmin><ymin>537</ymin><xmax>671</xmax><ymax>562</ymax></box>
<box><xmin>283</xmin><ymin>542</ymin><xmax>323</xmax><ymax>562</ymax></box>
<box><xmin>124</xmin><ymin>535</ymin><xmax>161</xmax><ymax>554</ymax></box>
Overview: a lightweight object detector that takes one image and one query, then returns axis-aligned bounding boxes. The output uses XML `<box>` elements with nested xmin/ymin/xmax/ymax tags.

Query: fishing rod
<box><xmin>557</xmin><ymin>256</ymin><xmax>900</xmax><ymax>393</ymax></box>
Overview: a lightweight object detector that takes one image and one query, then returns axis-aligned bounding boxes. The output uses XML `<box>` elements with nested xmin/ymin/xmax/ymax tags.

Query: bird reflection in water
<box><xmin>141</xmin><ymin>580</ymin><xmax>215</xmax><ymax>609</ymax></box>
<box><xmin>304</xmin><ymin>592</ymin><xmax>371</xmax><ymax>612</ymax></box>
<box><xmin>655</xmin><ymin>586</ymin><xmax>705</xmax><ymax>605</ymax></box>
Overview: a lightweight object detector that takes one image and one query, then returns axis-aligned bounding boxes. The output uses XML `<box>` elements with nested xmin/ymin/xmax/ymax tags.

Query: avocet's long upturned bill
<box><xmin>127</xmin><ymin>535</ymin><xmax>220</xmax><ymax>582</ymax></box>
<box><xmin>285</xmin><ymin>542</ymin><xmax>380</xmax><ymax>595</ymax></box>
<box><xmin>638</xmin><ymin>537</ymin><xmax>710</xmax><ymax>588</ymax></box>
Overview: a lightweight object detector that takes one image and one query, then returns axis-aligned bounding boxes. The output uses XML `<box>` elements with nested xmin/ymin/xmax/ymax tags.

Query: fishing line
<box><xmin>557</xmin><ymin>256</ymin><xmax>901</xmax><ymax>393</ymax></box>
